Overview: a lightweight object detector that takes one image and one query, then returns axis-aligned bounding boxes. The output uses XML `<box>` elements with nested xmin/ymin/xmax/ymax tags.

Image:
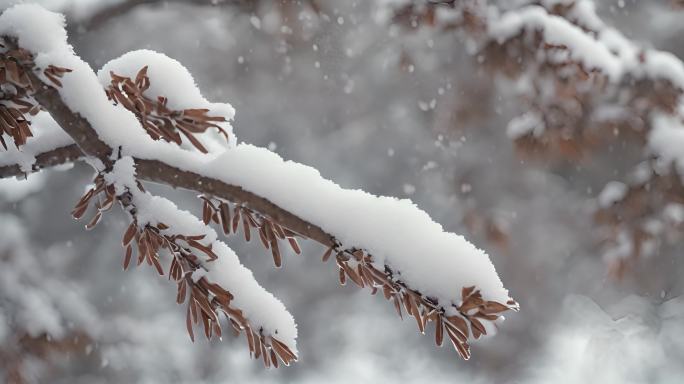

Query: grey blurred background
<box><xmin>1</xmin><ymin>0</ymin><xmax>684</xmax><ymax>383</ymax></box>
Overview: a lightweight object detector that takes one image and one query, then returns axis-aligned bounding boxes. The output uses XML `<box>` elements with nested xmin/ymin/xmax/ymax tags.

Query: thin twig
<box><xmin>0</xmin><ymin>144</ymin><xmax>82</xmax><ymax>179</ymax></box>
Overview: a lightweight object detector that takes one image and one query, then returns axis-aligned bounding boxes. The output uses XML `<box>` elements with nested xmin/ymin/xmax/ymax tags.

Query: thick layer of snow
<box><xmin>489</xmin><ymin>5</ymin><xmax>684</xmax><ymax>89</ymax></box>
<box><xmin>98</xmin><ymin>50</ymin><xmax>236</xmax><ymax>151</ymax></box>
<box><xmin>206</xmin><ymin>144</ymin><xmax>512</xmax><ymax>307</ymax></box>
<box><xmin>0</xmin><ymin>3</ymin><xmax>513</xmax><ymax>321</ymax></box>
<box><xmin>490</xmin><ymin>6</ymin><xmax>622</xmax><ymax>79</ymax></box>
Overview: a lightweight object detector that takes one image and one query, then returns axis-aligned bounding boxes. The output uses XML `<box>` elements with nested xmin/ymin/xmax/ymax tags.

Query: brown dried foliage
<box><xmin>328</xmin><ymin>247</ymin><xmax>518</xmax><ymax>360</ymax></box>
<box><xmin>0</xmin><ymin>248</ymin><xmax>91</xmax><ymax>383</ymax></box>
<box><xmin>200</xmin><ymin>195</ymin><xmax>303</xmax><ymax>268</ymax></box>
<box><xmin>70</xmin><ymin>173</ymin><xmax>117</xmax><ymax>229</ymax></box>
<box><xmin>474</xmin><ymin>4</ymin><xmax>684</xmax><ymax>271</ymax></box>
<box><xmin>463</xmin><ymin>209</ymin><xmax>510</xmax><ymax>251</ymax></box>
<box><xmin>3</xmin><ymin>45</ymin><xmax>296</xmax><ymax>367</ymax></box>
<box><xmin>671</xmin><ymin>0</ymin><xmax>684</xmax><ymax>9</ymax></box>
<box><xmin>128</xmin><ymin>218</ymin><xmax>297</xmax><ymax>368</ymax></box>
<box><xmin>70</xmin><ymin>175</ymin><xmax>297</xmax><ymax>367</ymax></box>
<box><xmin>0</xmin><ymin>41</ymin><xmax>72</xmax><ymax>150</ymax></box>
<box><xmin>0</xmin><ymin>44</ymin><xmax>37</xmax><ymax>150</ymax></box>
<box><xmin>105</xmin><ymin>66</ymin><xmax>229</xmax><ymax>153</ymax></box>
<box><xmin>201</xmin><ymin>194</ymin><xmax>519</xmax><ymax>360</ymax></box>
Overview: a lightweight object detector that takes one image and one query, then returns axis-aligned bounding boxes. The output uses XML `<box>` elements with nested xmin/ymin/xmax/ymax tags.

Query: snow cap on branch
<box><xmin>98</xmin><ymin>50</ymin><xmax>236</xmax><ymax>150</ymax></box>
<box><xmin>205</xmin><ymin>144</ymin><xmax>513</xmax><ymax>307</ymax></box>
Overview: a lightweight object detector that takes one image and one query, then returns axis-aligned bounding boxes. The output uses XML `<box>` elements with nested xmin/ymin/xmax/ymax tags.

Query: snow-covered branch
<box><xmin>0</xmin><ymin>4</ymin><xmax>517</xmax><ymax>365</ymax></box>
<box><xmin>381</xmin><ymin>0</ymin><xmax>684</xmax><ymax>271</ymax></box>
<box><xmin>382</xmin><ymin>0</ymin><xmax>684</xmax><ymax>147</ymax></box>
<box><xmin>0</xmin><ymin>143</ymin><xmax>80</xmax><ymax>178</ymax></box>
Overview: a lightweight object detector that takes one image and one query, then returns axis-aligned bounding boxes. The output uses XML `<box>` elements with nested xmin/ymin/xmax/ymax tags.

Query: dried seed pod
<box><xmin>122</xmin><ymin>221</ymin><xmax>137</xmax><ymax>246</ymax></box>
<box><xmin>287</xmin><ymin>237</ymin><xmax>301</xmax><ymax>254</ymax></box>
<box><xmin>123</xmin><ymin>245</ymin><xmax>133</xmax><ymax>270</ymax></box>
<box><xmin>322</xmin><ymin>246</ymin><xmax>334</xmax><ymax>262</ymax></box>
<box><xmin>219</xmin><ymin>202</ymin><xmax>231</xmax><ymax>234</ymax></box>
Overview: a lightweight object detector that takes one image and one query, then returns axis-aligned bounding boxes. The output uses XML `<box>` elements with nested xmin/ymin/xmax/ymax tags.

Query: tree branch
<box><xmin>24</xmin><ymin>62</ymin><xmax>336</xmax><ymax>248</ymax></box>
<box><xmin>1</xmin><ymin>28</ymin><xmax>516</xmax><ymax>360</ymax></box>
<box><xmin>73</xmin><ymin>0</ymin><xmax>256</xmax><ymax>32</ymax></box>
<box><xmin>0</xmin><ymin>144</ymin><xmax>82</xmax><ymax>179</ymax></box>
<box><xmin>135</xmin><ymin>159</ymin><xmax>334</xmax><ymax>246</ymax></box>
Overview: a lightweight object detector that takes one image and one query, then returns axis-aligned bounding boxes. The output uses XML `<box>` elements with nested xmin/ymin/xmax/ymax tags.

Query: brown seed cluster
<box><xmin>105</xmin><ymin>66</ymin><xmax>229</xmax><ymax>153</ymax></box>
